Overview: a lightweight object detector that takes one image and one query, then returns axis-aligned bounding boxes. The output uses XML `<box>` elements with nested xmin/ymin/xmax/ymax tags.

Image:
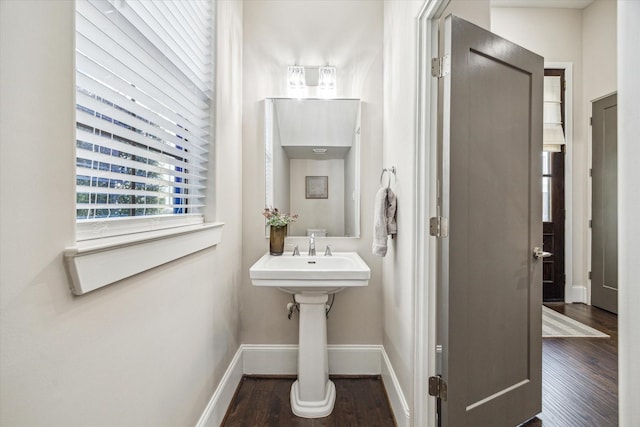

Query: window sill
<box><xmin>64</xmin><ymin>222</ymin><xmax>224</xmax><ymax>295</ymax></box>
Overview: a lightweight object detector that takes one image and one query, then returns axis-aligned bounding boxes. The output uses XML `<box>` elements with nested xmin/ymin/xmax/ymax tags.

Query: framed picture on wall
<box><xmin>305</xmin><ymin>176</ymin><xmax>328</xmax><ymax>199</ymax></box>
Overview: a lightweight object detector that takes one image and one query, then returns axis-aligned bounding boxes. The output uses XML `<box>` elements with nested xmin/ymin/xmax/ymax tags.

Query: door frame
<box><xmin>413</xmin><ymin>1</ymin><xmax>449</xmax><ymax>426</ymax></box>
<box><xmin>413</xmin><ymin>7</ymin><xmax>571</xmax><ymax>427</ymax></box>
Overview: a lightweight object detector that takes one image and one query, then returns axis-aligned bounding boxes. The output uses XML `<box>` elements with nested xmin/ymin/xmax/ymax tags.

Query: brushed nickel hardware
<box><xmin>533</xmin><ymin>247</ymin><xmax>552</xmax><ymax>259</ymax></box>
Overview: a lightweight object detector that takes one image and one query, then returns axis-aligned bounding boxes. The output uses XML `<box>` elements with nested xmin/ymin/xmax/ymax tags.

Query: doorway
<box><xmin>414</xmin><ymin>3</ymin><xmax>631</xmax><ymax>427</ymax></box>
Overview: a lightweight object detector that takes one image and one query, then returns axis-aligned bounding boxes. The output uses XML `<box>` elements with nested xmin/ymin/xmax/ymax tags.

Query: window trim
<box><xmin>64</xmin><ymin>0</ymin><xmax>221</xmax><ymax>295</ymax></box>
<box><xmin>64</xmin><ymin>222</ymin><xmax>223</xmax><ymax>295</ymax></box>
<box><xmin>76</xmin><ymin>213</ymin><xmax>205</xmax><ymax>241</ymax></box>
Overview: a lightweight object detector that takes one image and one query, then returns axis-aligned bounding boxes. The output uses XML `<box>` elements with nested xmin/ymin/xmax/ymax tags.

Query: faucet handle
<box><xmin>324</xmin><ymin>244</ymin><xmax>333</xmax><ymax>256</ymax></box>
<box><xmin>292</xmin><ymin>245</ymin><xmax>300</xmax><ymax>256</ymax></box>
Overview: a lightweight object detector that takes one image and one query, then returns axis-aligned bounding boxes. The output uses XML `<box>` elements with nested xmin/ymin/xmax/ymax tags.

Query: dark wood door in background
<box><xmin>542</xmin><ymin>69</ymin><xmax>566</xmax><ymax>302</ymax></box>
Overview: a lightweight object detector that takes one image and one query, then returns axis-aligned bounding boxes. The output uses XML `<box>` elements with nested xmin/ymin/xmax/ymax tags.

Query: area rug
<box><xmin>542</xmin><ymin>306</ymin><xmax>610</xmax><ymax>338</ymax></box>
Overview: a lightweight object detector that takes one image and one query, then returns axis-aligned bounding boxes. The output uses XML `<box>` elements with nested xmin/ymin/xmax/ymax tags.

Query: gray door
<box><xmin>591</xmin><ymin>93</ymin><xmax>618</xmax><ymax>314</ymax></box>
<box><xmin>436</xmin><ymin>16</ymin><xmax>543</xmax><ymax>426</ymax></box>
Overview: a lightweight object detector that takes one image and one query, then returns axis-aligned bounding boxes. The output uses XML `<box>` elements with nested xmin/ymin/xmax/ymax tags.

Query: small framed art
<box><xmin>305</xmin><ymin>176</ymin><xmax>328</xmax><ymax>199</ymax></box>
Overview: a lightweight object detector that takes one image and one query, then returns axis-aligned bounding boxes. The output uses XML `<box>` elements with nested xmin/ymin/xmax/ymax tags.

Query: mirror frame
<box><xmin>264</xmin><ymin>97</ymin><xmax>362</xmax><ymax>238</ymax></box>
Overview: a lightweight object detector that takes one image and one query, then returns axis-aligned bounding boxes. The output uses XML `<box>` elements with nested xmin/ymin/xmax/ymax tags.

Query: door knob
<box><xmin>533</xmin><ymin>247</ymin><xmax>552</xmax><ymax>259</ymax></box>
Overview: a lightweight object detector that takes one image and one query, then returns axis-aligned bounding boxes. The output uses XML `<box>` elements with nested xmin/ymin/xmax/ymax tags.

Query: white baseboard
<box><xmin>566</xmin><ymin>285</ymin><xmax>588</xmax><ymax>304</ymax></box>
<box><xmin>381</xmin><ymin>348</ymin><xmax>411</xmax><ymax>427</ymax></box>
<box><xmin>242</xmin><ymin>344</ymin><xmax>383</xmax><ymax>375</ymax></box>
<box><xmin>195</xmin><ymin>347</ymin><xmax>243</xmax><ymax>427</ymax></box>
<box><xmin>328</xmin><ymin>345</ymin><xmax>383</xmax><ymax>374</ymax></box>
<box><xmin>242</xmin><ymin>344</ymin><xmax>299</xmax><ymax>375</ymax></box>
<box><xmin>196</xmin><ymin>344</ymin><xmax>408</xmax><ymax>427</ymax></box>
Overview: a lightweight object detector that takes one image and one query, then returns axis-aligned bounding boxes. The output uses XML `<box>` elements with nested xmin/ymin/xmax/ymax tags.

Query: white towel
<box><xmin>372</xmin><ymin>187</ymin><xmax>398</xmax><ymax>257</ymax></box>
<box><xmin>386</xmin><ymin>188</ymin><xmax>397</xmax><ymax>236</ymax></box>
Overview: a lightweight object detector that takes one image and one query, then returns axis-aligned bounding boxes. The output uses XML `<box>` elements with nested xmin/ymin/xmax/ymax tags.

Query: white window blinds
<box><xmin>543</xmin><ymin>75</ymin><xmax>565</xmax><ymax>152</ymax></box>
<box><xmin>75</xmin><ymin>0</ymin><xmax>212</xmax><ymax>239</ymax></box>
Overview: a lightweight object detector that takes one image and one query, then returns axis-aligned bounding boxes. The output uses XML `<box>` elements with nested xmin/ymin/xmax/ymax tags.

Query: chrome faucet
<box><xmin>308</xmin><ymin>233</ymin><xmax>316</xmax><ymax>256</ymax></box>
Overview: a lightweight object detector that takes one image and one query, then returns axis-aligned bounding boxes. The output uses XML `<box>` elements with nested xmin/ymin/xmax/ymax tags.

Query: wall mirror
<box><xmin>265</xmin><ymin>98</ymin><xmax>361</xmax><ymax>237</ymax></box>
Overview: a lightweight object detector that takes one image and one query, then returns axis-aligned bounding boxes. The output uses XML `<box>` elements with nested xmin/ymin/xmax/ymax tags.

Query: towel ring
<box><xmin>380</xmin><ymin>166</ymin><xmax>397</xmax><ymax>188</ymax></box>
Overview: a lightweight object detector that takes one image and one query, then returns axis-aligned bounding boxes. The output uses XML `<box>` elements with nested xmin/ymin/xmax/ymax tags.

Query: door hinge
<box><xmin>563</xmin><ymin>79</ymin><xmax>567</xmax><ymax>91</ymax></box>
<box><xmin>431</xmin><ymin>55</ymin><xmax>450</xmax><ymax>78</ymax></box>
<box><xmin>589</xmin><ymin>219</ymin><xmax>593</xmax><ymax>228</ymax></box>
<box><xmin>590</xmin><ymin>117</ymin><xmax>593</xmax><ymax>126</ymax></box>
<box><xmin>590</xmin><ymin>168</ymin><xmax>593</xmax><ymax>177</ymax></box>
<box><xmin>428</xmin><ymin>375</ymin><xmax>448</xmax><ymax>401</ymax></box>
<box><xmin>589</xmin><ymin>271</ymin><xmax>592</xmax><ymax>280</ymax></box>
<box><xmin>429</xmin><ymin>216</ymin><xmax>449</xmax><ymax>237</ymax></box>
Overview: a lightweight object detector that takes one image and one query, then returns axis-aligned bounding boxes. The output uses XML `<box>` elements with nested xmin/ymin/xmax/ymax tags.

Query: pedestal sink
<box><xmin>249</xmin><ymin>251</ymin><xmax>370</xmax><ymax>418</ymax></box>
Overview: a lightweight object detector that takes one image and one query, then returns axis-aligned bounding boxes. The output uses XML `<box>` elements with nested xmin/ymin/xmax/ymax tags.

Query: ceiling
<box><xmin>491</xmin><ymin>0</ymin><xmax>595</xmax><ymax>9</ymax></box>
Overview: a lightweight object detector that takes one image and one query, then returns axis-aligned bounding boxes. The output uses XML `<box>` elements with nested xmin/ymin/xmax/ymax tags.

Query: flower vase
<box><xmin>269</xmin><ymin>225</ymin><xmax>287</xmax><ymax>256</ymax></box>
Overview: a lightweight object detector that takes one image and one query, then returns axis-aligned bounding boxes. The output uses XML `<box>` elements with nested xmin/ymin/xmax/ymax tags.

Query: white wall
<box><xmin>583</xmin><ymin>0</ymin><xmax>617</xmax><ymax>105</ymax></box>
<box><xmin>443</xmin><ymin>0</ymin><xmax>491</xmax><ymax>30</ymax></box>
<box><xmin>618</xmin><ymin>3</ymin><xmax>640</xmax><ymax>425</ymax></box>
<box><xmin>382</xmin><ymin>0</ymin><xmax>425</xmax><ymax>411</ymax></box>
<box><xmin>241</xmin><ymin>1</ymin><xmax>383</xmax><ymax>345</ymax></box>
<box><xmin>0</xmin><ymin>1</ymin><xmax>243</xmax><ymax>426</ymax></box>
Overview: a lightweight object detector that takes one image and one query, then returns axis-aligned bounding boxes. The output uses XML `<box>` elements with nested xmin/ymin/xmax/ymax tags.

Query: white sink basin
<box><xmin>249</xmin><ymin>251</ymin><xmax>370</xmax><ymax>294</ymax></box>
<box><xmin>249</xmin><ymin>251</ymin><xmax>370</xmax><ymax>417</ymax></box>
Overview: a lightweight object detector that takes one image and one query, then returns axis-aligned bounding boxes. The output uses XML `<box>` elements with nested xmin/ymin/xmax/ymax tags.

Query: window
<box><xmin>65</xmin><ymin>0</ymin><xmax>221</xmax><ymax>295</ymax></box>
<box><xmin>542</xmin><ymin>151</ymin><xmax>552</xmax><ymax>222</ymax></box>
<box><xmin>542</xmin><ymin>69</ymin><xmax>566</xmax><ymax>223</ymax></box>
<box><xmin>75</xmin><ymin>0</ymin><xmax>212</xmax><ymax>240</ymax></box>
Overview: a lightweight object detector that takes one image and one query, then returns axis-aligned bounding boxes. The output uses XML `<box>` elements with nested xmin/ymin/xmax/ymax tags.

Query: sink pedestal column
<box><xmin>290</xmin><ymin>293</ymin><xmax>335</xmax><ymax>418</ymax></box>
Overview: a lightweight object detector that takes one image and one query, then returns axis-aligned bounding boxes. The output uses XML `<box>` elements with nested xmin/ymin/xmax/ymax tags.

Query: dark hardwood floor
<box><xmin>223</xmin><ymin>304</ymin><xmax>616</xmax><ymax>427</ymax></box>
<box><xmin>222</xmin><ymin>376</ymin><xmax>397</xmax><ymax>427</ymax></box>
<box><xmin>524</xmin><ymin>303</ymin><xmax>618</xmax><ymax>427</ymax></box>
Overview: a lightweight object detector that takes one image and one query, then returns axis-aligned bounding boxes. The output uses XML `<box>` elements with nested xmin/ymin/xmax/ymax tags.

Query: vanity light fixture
<box><xmin>312</xmin><ymin>148</ymin><xmax>328</xmax><ymax>154</ymax></box>
<box><xmin>318</xmin><ymin>66</ymin><xmax>336</xmax><ymax>90</ymax></box>
<box><xmin>287</xmin><ymin>65</ymin><xmax>337</xmax><ymax>97</ymax></box>
<box><xmin>288</xmin><ymin>65</ymin><xmax>306</xmax><ymax>88</ymax></box>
